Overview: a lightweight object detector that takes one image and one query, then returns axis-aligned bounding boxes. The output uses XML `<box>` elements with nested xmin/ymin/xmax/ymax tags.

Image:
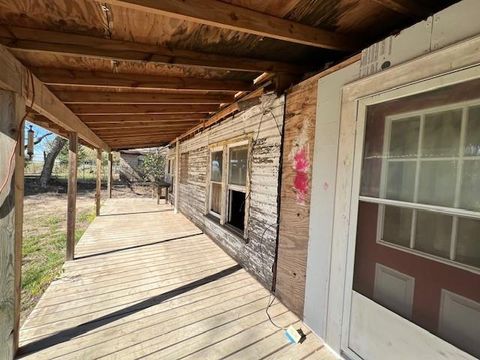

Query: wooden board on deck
<box><xmin>18</xmin><ymin>198</ymin><xmax>332</xmax><ymax>359</ymax></box>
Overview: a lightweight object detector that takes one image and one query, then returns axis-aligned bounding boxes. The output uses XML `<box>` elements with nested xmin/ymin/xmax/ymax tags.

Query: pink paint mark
<box><xmin>294</xmin><ymin>148</ymin><xmax>309</xmax><ymax>172</ymax></box>
<box><xmin>293</xmin><ymin>147</ymin><xmax>309</xmax><ymax>204</ymax></box>
<box><xmin>323</xmin><ymin>182</ymin><xmax>329</xmax><ymax>191</ymax></box>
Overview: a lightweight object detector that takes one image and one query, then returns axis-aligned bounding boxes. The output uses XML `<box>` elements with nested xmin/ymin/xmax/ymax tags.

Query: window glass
<box><xmin>422</xmin><ymin>110</ymin><xmax>462</xmax><ymax>157</ymax></box>
<box><xmin>211</xmin><ymin>151</ymin><xmax>223</xmax><ymax>182</ymax></box>
<box><xmin>460</xmin><ymin>160</ymin><xmax>480</xmax><ymax>212</ymax></box>
<box><xmin>414</xmin><ymin>211</ymin><xmax>452</xmax><ymax>259</ymax></box>
<box><xmin>465</xmin><ymin>106</ymin><xmax>480</xmax><ymax>156</ymax></box>
<box><xmin>383</xmin><ymin>206</ymin><xmax>412</xmax><ymax>247</ymax></box>
<box><xmin>389</xmin><ymin>117</ymin><xmax>420</xmax><ymax>158</ymax></box>
<box><xmin>385</xmin><ymin>162</ymin><xmax>416</xmax><ymax>201</ymax></box>
<box><xmin>229</xmin><ymin>145</ymin><xmax>248</xmax><ymax>186</ymax></box>
<box><xmin>417</xmin><ymin>160</ymin><xmax>457</xmax><ymax>207</ymax></box>
<box><xmin>456</xmin><ymin>218</ymin><xmax>480</xmax><ymax>268</ymax></box>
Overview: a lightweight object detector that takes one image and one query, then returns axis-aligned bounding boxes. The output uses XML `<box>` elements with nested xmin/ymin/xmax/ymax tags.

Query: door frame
<box><xmin>325</xmin><ymin>33</ymin><xmax>480</xmax><ymax>358</ymax></box>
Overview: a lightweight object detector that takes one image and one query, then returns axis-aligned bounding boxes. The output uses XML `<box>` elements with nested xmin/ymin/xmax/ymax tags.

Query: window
<box><xmin>209</xmin><ymin>150</ymin><xmax>223</xmax><ymax>217</ymax></box>
<box><xmin>206</xmin><ymin>139</ymin><xmax>250</xmax><ymax>237</ymax></box>
<box><xmin>180</xmin><ymin>152</ymin><xmax>189</xmax><ymax>185</ymax></box>
<box><xmin>227</xmin><ymin>145</ymin><xmax>248</xmax><ymax>232</ymax></box>
<box><xmin>368</xmin><ymin>103</ymin><xmax>480</xmax><ymax>270</ymax></box>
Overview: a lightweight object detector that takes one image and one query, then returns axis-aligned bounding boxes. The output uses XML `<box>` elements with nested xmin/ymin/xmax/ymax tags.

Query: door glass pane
<box><xmin>414</xmin><ymin>211</ymin><xmax>452</xmax><ymax>259</ymax></box>
<box><xmin>418</xmin><ymin>160</ymin><xmax>457</xmax><ymax>207</ymax></box>
<box><xmin>211</xmin><ymin>151</ymin><xmax>223</xmax><ymax>182</ymax></box>
<box><xmin>456</xmin><ymin>218</ymin><xmax>480</xmax><ymax>268</ymax></box>
<box><xmin>383</xmin><ymin>206</ymin><xmax>412</xmax><ymax>247</ymax></box>
<box><xmin>229</xmin><ymin>145</ymin><xmax>248</xmax><ymax>186</ymax></box>
<box><xmin>422</xmin><ymin>110</ymin><xmax>462</xmax><ymax>157</ymax></box>
<box><xmin>460</xmin><ymin>160</ymin><xmax>480</xmax><ymax>212</ymax></box>
<box><xmin>465</xmin><ymin>106</ymin><xmax>480</xmax><ymax>156</ymax></box>
<box><xmin>210</xmin><ymin>183</ymin><xmax>222</xmax><ymax>215</ymax></box>
<box><xmin>385</xmin><ymin>161</ymin><xmax>415</xmax><ymax>201</ymax></box>
<box><xmin>389</xmin><ymin>117</ymin><xmax>420</xmax><ymax>158</ymax></box>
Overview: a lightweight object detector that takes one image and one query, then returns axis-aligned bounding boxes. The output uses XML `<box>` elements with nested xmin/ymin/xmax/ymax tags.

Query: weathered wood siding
<box><xmin>169</xmin><ymin>94</ymin><xmax>284</xmax><ymax>288</ymax></box>
<box><xmin>276</xmin><ymin>81</ymin><xmax>318</xmax><ymax>317</ymax></box>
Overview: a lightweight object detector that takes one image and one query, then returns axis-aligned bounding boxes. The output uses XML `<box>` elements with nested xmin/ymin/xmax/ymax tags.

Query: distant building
<box><xmin>118</xmin><ymin>148</ymin><xmax>166</xmax><ymax>183</ymax></box>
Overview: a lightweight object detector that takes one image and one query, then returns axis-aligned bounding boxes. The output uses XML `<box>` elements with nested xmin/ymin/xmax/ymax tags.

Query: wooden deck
<box><xmin>18</xmin><ymin>198</ymin><xmax>333</xmax><ymax>360</ymax></box>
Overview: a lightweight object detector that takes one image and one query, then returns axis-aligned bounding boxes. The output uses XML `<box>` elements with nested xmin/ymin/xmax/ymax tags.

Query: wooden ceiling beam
<box><xmin>79</xmin><ymin>114</ymin><xmax>207</xmax><ymax>123</ymax></box>
<box><xmin>0</xmin><ymin>25</ymin><xmax>304</xmax><ymax>74</ymax></box>
<box><xmin>33</xmin><ymin>67</ymin><xmax>252</xmax><ymax>92</ymax></box>
<box><xmin>68</xmin><ymin>104</ymin><xmax>218</xmax><ymax>115</ymax></box>
<box><xmin>96</xmin><ymin>130</ymin><xmax>192</xmax><ymax>138</ymax></box>
<box><xmin>101</xmin><ymin>0</ymin><xmax>357</xmax><ymax>50</ymax></box>
<box><xmin>31</xmin><ymin>114</ymin><xmax>202</xmax><ymax>127</ymax></box>
<box><xmin>87</xmin><ymin>123</ymin><xmax>199</xmax><ymax>131</ymax></box>
<box><xmin>113</xmin><ymin>143</ymin><xmax>168</xmax><ymax>150</ymax></box>
<box><xmin>371</xmin><ymin>0</ymin><xmax>431</xmax><ymax>18</ymax></box>
<box><xmin>55</xmin><ymin>91</ymin><xmax>234</xmax><ymax>104</ymax></box>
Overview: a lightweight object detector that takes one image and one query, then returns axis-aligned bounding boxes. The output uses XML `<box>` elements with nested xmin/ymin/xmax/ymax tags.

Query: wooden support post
<box><xmin>0</xmin><ymin>90</ymin><xmax>25</xmax><ymax>359</ymax></box>
<box><xmin>174</xmin><ymin>139</ymin><xmax>180</xmax><ymax>214</ymax></box>
<box><xmin>95</xmin><ymin>149</ymin><xmax>101</xmax><ymax>216</ymax></box>
<box><xmin>66</xmin><ymin>131</ymin><xmax>77</xmax><ymax>261</ymax></box>
<box><xmin>107</xmin><ymin>152</ymin><xmax>113</xmax><ymax>198</ymax></box>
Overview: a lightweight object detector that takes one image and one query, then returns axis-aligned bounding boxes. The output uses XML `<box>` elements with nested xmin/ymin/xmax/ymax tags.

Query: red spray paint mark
<box><xmin>293</xmin><ymin>147</ymin><xmax>309</xmax><ymax>204</ymax></box>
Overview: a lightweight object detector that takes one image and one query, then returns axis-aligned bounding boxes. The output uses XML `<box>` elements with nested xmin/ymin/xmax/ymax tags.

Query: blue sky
<box><xmin>25</xmin><ymin>120</ymin><xmax>55</xmax><ymax>161</ymax></box>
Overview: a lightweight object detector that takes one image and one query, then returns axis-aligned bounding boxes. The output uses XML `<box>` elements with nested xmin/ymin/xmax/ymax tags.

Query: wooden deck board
<box><xmin>18</xmin><ymin>198</ymin><xmax>333</xmax><ymax>359</ymax></box>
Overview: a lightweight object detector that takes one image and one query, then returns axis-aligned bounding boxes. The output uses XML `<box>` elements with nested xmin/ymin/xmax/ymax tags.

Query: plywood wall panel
<box><xmin>276</xmin><ymin>80</ymin><xmax>318</xmax><ymax>317</ymax></box>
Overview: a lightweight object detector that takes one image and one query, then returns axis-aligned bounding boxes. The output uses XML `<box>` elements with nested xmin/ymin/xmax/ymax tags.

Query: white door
<box><xmin>342</xmin><ymin>67</ymin><xmax>480</xmax><ymax>360</ymax></box>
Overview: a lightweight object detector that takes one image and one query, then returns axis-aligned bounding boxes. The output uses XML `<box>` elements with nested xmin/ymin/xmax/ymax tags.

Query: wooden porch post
<box><xmin>95</xmin><ymin>149</ymin><xmax>101</xmax><ymax>216</ymax></box>
<box><xmin>107</xmin><ymin>152</ymin><xmax>113</xmax><ymax>198</ymax></box>
<box><xmin>66</xmin><ymin>131</ymin><xmax>77</xmax><ymax>261</ymax></box>
<box><xmin>0</xmin><ymin>90</ymin><xmax>25</xmax><ymax>359</ymax></box>
<box><xmin>174</xmin><ymin>139</ymin><xmax>180</xmax><ymax>214</ymax></box>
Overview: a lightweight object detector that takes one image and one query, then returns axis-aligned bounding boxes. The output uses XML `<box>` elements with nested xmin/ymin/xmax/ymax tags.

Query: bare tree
<box><xmin>38</xmin><ymin>136</ymin><xmax>67</xmax><ymax>189</ymax></box>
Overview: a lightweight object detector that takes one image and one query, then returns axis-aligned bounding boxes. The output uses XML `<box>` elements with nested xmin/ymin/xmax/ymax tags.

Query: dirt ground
<box><xmin>21</xmin><ymin>182</ymin><xmax>158</xmax><ymax>324</ymax></box>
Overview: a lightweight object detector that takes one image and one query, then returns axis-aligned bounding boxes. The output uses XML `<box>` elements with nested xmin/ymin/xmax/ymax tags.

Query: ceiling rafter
<box><xmin>33</xmin><ymin>67</ymin><xmax>252</xmax><ymax>92</ymax></box>
<box><xmin>0</xmin><ymin>25</ymin><xmax>304</xmax><ymax>74</ymax></box>
<box><xmin>55</xmin><ymin>91</ymin><xmax>234</xmax><ymax>104</ymax></box>
<box><xmin>67</xmin><ymin>104</ymin><xmax>218</xmax><ymax>115</ymax></box>
<box><xmin>100</xmin><ymin>0</ymin><xmax>358</xmax><ymax>50</ymax></box>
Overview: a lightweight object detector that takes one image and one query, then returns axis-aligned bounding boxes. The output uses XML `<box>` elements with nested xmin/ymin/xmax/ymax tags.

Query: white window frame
<box><xmin>370</xmin><ymin>99</ymin><xmax>480</xmax><ymax>274</ymax></box>
<box><xmin>206</xmin><ymin>138</ymin><xmax>251</xmax><ymax>239</ymax></box>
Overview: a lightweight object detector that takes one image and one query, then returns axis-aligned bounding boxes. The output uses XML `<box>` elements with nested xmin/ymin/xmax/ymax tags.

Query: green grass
<box><xmin>21</xmin><ymin>206</ymin><xmax>96</xmax><ymax>322</ymax></box>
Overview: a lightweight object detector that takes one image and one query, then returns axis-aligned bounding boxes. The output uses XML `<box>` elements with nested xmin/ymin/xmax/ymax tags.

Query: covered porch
<box><xmin>17</xmin><ymin>198</ymin><xmax>331</xmax><ymax>359</ymax></box>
